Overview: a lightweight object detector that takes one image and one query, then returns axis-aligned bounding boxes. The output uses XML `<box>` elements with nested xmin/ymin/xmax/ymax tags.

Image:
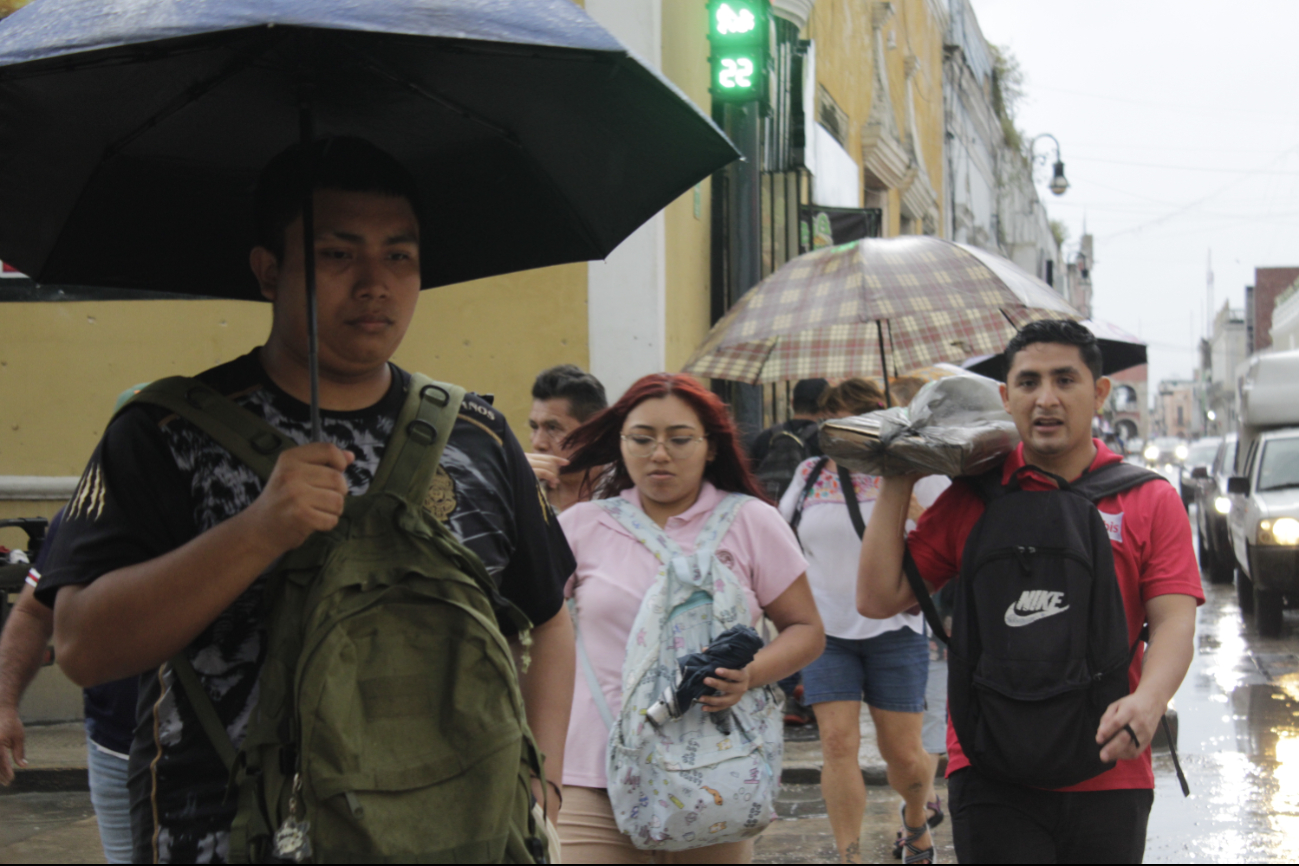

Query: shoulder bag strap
<box><xmin>789</xmin><ymin>457</ymin><xmax>830</xmax><ymax>537</ymax></box>
<box><xmin>125</xmin><ymin>377</ymin><xmax>292</xmax><ymax>481</ymax></box>
<box><xmin>837</xmin><ymin>464</ymin><xmax>868</xmax><ymax>539</ymax></box>
<box><xmin>368</xmin><ymin>373</ymin><xmax>466</xmax><ymax>505</ymax></box>
<box><xmin>901</xmin><ymin>548</ymin><xmax>949</xmax><ymax>644</ymax></box>
<box><xmin>567</xmin><ymin>599</ymin><xmax>615</xmax><ymax>731</ymax></box>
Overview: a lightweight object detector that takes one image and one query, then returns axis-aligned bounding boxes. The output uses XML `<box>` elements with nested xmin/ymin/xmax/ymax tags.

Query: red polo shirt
<box><xmin>907</xmin><ymin>439</ymin><xmax>1204</xmax><ymax>791</ymax></box>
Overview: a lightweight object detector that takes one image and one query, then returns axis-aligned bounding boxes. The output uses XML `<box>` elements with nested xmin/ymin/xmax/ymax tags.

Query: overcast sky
<box><xmin>970</xmin><ymin>0</ymin><xmax>1299</xmax><ymax>391</ymax></box>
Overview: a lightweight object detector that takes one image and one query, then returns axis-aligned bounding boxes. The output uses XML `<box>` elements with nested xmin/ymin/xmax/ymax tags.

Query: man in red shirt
<box><xmin>857</xmin><ymin>320</ymin><xmax>1201</xmax><ymax>864</ymax></box>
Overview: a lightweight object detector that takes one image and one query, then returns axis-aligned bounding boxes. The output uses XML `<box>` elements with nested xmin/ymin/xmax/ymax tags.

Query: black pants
<box><xmin>949</xmin><ymin>768</ymin><xmax>1154</xmax><ymax>864</ymax></box>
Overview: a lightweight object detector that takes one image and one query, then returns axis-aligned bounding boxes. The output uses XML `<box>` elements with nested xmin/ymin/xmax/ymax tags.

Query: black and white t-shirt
<box><xmin>37</xmin><ymin>350</ymin><xmax>573</xmax><ymax>865</ymax></box>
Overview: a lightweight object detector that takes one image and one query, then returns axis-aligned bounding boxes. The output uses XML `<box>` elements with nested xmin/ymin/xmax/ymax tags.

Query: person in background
<box><xmin>747</xmin><ymin>377</ymin><xmax>828</xmax><ymax>469</ymax></box>
<box><xmin>557</xmin><ymin>373</ymin><xmax>825</xmax><ymax>864</ymax></box>
<box><xmin>780</xmin><ymin>378</ymin><xmax>948</xmax><ymax>865</ymax></box>
<box><xmin>528</xmin><ymin>364</ymin><xmax>608</xmax><ymax>512</ymax></box>
<box><xmin>0</xmin><ymin>508</ymin><xmax>138</xmax><ymax>864</ymax></box>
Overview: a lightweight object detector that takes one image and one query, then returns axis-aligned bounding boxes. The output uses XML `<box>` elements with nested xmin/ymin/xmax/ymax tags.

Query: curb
<box><xmin>1</xmin><ymin>767</ymin><xmax>88</xmax><ymax>795</ymax></box>
<box><xmin>781</xmin><ymin>756</ymin><xmax>946</xmax><ymax>787</ymax></box>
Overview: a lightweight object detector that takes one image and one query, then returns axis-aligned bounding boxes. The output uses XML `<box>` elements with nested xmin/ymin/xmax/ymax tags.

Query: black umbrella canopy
<box><xmin>0</xmin><ymin>0</ymin><xmax>739</xmax><ymax>300</ymax></box>
<box><xmin>962</xmin><ymin>318</ymin><xmax>1148</xmax><ymax>380</ymax></box>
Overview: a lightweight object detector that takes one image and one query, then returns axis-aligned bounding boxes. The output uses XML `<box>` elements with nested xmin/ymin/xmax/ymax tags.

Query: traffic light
<box><xmin>707</xmin><ymin>0</ymin><xmax>768</xmax><ymax>104</ymax></box>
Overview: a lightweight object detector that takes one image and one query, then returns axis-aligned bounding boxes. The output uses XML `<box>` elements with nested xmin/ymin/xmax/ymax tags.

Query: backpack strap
<box><xmin>789</xmin><ymin>457</ymin><xmax>830</xmax><ymax>538</ymax></box>
<box><xmin>694</xmin><ymin>492</ymin><xmax>751</xmax><ymax>551</ymax></box>
<box><xmin>368</xmin><ymin>374</ymin><xmax>466</xmax><ymax>505</ymax></box>
<box><xmin>169</xmin><ymin>654</ymin><xmax>237</xmax><ymax>771</ymax></box>
<box><xmin>123</xmin><ymin>377</ymin><xmax>293</xmax><ymax>482</ymax></box>
<box><xmin>594</xmin><ymin>498</ymin><xmax>683</xmax><ymax>566</ymax></box>
<box><xmin>961</xmin><ymin>465</ymin><xmax>1008</xmax><ymax>503</ymax></box>
<box><xmin>1068</xmin><ymin>461</ymin><xmax>1166</xmax><ymax>503</ymax></box>
<box><xmin>568</xmin><ymin>598</ymin><xmax>615</xmax><ymax>731</ymax></box>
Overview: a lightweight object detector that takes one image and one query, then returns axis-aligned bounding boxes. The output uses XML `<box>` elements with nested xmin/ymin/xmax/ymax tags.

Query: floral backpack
<box><xmin>570</xmin><ymin>493</ymin><xmax>784</xmax><ymax>851</ymax></box>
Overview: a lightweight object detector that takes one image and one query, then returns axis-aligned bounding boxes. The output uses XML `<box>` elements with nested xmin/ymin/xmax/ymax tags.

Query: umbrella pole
<box><xmin>876</xmin><ymin>320</ymin><xmax>892</xmax><ymax>408</ymax></box>
<box><xmin>300</xmin><ymin>98</ymin><xmax>322</xmax><ymax>442</ymax></box>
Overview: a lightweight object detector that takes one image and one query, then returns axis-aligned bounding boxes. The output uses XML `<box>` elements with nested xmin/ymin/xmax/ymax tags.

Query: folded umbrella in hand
<box><xmin>646</xmin><ymin>624</ymin><xmax>764</xmax><ymax>735</ymax></box>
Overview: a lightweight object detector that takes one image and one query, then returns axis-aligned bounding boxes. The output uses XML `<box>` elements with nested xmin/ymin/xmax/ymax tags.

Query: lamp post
<box><xmin>1031</xmin><ymin>133</ymin><xmax>1069</xmax><ymax>196</ymax></box>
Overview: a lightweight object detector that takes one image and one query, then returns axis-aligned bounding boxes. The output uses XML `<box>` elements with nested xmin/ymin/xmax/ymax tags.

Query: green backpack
<box><xmin>128</xmin><ymin>375</ymin><xmax>550</xmax><ymax>864</ymax></box>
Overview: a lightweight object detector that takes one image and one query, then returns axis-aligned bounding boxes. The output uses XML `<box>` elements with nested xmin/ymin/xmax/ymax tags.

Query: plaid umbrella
<box><xmin>683</xmin><ymin>236</ymin><xmax>1079</xmax><ymax>385</ymax></box>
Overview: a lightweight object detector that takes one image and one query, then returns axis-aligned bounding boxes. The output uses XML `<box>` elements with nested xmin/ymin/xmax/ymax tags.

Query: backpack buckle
<box><xmin>419</xmin><ymin>384</ymin><xmax>451</xmax><ymax>408</ymax></box>
<box><xmin>251</xmin><ymin>432</ymin><xmax>282</xmax><ymax>455</ymax></box>
<box><xmin>407</xmin><ymin>418</ymin><xmax>437</xmax><ymax>446</ymax></box>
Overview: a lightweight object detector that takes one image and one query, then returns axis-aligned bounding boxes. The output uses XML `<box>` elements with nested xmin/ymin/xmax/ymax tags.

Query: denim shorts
<box><xmin>801</xmin><ymin>628</ymin><xmax>929</xmax><ymax>712</ymax></box>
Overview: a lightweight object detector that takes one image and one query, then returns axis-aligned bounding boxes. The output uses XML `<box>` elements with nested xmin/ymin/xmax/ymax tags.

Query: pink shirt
<box><xmin>559</xmin><ymin>482</ymin><xmax>809</xmax><ymax>788</ymax></box>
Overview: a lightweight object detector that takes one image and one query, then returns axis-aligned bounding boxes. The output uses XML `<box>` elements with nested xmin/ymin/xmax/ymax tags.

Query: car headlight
<box><xmin>1175</xmin><ymin>445</ymin><xmax>1189</xmax><ymax>461</ymax></box>
<box><xmin>1144</xmin><ymin>445</ymin><xmax>1159</xmax><ymax>460</ymax></box>
<box><xmin>1258</xmin><ymin>517</ymin><xmax>1299</xmax><ymax>546</ymax></box>
<box><xmin>1214</xmin><ymin>496</ymin><xmax>1231</xmax><ymax>515</ymax></box>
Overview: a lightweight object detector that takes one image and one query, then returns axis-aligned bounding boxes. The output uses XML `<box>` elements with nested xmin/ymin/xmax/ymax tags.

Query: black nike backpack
<box><xmin>904</xmin><ymin>460</ymin><xmax>1165</xmax><ymax>789</ymax></box>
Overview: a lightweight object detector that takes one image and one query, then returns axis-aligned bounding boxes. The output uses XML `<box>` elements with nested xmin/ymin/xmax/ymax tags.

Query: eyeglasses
<box><xmin>531</xmin><ymin>424</ymin><xmax>574</xmax><ymax>443</ymax></box>
<box><xmin>620</xmin><ymin>433</ymin><xmax>707</xmax><ymax>460</ymax></box>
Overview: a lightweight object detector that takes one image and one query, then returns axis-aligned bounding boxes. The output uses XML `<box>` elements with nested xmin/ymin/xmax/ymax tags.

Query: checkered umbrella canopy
<box><xmin>683</xmin><ymin>236</ymin><xmax>1080</xmax><ymax>384</ymax></box>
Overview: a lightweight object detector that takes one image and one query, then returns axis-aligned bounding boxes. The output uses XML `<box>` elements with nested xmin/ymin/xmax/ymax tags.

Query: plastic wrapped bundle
<box><xmin>819</xmin><ymin>371</ymin><xmax>1020</xmax><ymax>477</ymax></box>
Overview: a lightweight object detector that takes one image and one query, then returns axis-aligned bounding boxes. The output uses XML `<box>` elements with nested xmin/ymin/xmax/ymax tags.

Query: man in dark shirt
<box><xmin>746</xmin><ymin>378</ymin><xmax>828</xmax><ymax>467</ymax></box>
<box><xmin>37</xmin><ymin>138</ymin><xmax>576</xmax><ymax>864</ymax></box>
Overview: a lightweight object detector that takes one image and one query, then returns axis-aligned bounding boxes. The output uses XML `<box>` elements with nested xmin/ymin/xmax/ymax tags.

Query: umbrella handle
<box><xmin>300</xmin><ymin>94</ymin><xmax>322</xmax><ymax>443</ymax></box>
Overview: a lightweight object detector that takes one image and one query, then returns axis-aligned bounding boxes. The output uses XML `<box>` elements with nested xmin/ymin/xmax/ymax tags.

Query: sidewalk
<box><xmin>0</xmin><ymin>722</ymin><xmax>100</xmax><ymax>864</ymax></box>
<box><xmin>1</xmin><ymin>716</ymin><xmax>954</xmax><ymax>865</ymax></box>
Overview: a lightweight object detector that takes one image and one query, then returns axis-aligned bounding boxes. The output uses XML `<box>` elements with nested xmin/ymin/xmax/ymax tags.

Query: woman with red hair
<box><xmin>556</xmin><ymin>373</ymin><xmax>825</xmax><ymax>864</ymax></box>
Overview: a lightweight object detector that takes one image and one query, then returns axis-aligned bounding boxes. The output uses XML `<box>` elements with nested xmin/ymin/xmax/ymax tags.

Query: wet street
<box><xmin>1143</xmin><ymin>507</ymin><xmax>1299</xmax><ymax>863</ymax></box>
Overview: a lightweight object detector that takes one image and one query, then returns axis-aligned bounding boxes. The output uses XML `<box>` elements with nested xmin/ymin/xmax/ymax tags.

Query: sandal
<box><xmin>894</xmin><ymin>801</ymin><xmax>935</xmax><ymax>865</ymax></box>
<box><xmin>893</xmin><ymin>797</ymin><xmax>942</xmax><ymax>859</ymax></box>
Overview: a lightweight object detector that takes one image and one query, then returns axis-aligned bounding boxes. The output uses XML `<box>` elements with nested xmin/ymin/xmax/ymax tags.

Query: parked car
<box><xmin>1180</xmin><ymin>436</ymin><xmax>1222</xmax><ymax>508</ymax></box>
<box><xmin>1192</xmin><ymin>433</ymin><xmax>1236</xmax><ymax>585</ymax></box>
<box><xmin>1227</xmin><ymin>350</ymin><xmax>1299</xmax><ymax>637</ymax></box>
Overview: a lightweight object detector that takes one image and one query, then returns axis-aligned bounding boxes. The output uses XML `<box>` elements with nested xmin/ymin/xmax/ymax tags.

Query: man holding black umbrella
<box><xmin>37</xmin><ymin>139</ymin><xmax>576</xmax><ymax>864</ymax></box>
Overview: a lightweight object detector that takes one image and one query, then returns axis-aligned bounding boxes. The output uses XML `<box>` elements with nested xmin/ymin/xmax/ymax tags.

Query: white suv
<box><xmin>1228</xmin><ymin>428</ymin><xmax>1299</xmax><ymax>636</ymax></box>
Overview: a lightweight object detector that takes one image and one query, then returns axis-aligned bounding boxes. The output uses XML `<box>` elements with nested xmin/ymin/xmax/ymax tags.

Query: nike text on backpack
<box><xmin>755</xmin><ymin>424</ymin><xmax>819</xmax><ymax>502</ymax></box>
<box><xmin>127</xmin><ymin>376</ymin><xmax>551</xmax><ymax>864</ymax></box>
<box><xmin>570</xmin><ymin>493</ymin><xmax>784</xmax><ymax>851</ymax></box>
<box><xmin>902</xmin><ymin>461</ymin><xmax>1189</xmax><ymax>793</ymax></box>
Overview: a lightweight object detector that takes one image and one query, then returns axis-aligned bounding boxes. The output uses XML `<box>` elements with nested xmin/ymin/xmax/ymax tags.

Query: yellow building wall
<box><xmin>391</xmin><ymin>263</ymin><xmax>589</xmax><ymax>442</ymax></box>
<box><xmin>803</xmin><ymin>0</ymin><xmax>945</xmax><ymax>236</ymax></box>
<box><xmin>661</xmin><ymin>0</ymin><xmax>714</xmax><ymax>372</ymax></box>
<box><xmin>805</xmin><ymin>0</ymin><xmax>875</xmax><ymax>211</ymax></box>
<box><xmin>0</xmin><ymin>260</ymin><xmax>588</xmax><ymax>496</ymax></box>
<box><xmin>0</xmin><ymin>300</ymin><xmax>272</xmax><ymax>479</ymax></box>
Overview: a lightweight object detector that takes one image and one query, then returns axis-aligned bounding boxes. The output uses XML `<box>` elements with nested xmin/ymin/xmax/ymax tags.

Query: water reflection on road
<box><xmin>1146</xmin><ymin>506</ymin><xmax>1299</xmax><ymax>863</ymax></box>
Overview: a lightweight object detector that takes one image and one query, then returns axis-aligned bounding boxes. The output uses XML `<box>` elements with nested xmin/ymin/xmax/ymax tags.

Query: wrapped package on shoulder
<box><xmin>819</xmin><ymin>371</ymin><xmax>1020</xmax><ymax>477</ymax></box>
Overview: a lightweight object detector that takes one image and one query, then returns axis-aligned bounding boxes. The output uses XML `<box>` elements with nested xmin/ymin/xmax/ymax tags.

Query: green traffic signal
<box><xmin>707</xmin><ymin>0</ymin><xmax>767</xmax><ymax>103</ymax></box>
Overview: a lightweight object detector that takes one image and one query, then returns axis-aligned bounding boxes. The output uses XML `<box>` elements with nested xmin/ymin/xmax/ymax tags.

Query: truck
<box><xmin>1227</xmin><ymin>349</ymin><xmax>1299</xmax><ymax>636</ymax></box>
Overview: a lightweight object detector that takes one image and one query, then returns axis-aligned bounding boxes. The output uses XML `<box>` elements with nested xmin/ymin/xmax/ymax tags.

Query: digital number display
<box><xmin>715</xmin><ymin>3</ymin><xmax>756</xmax><ymax>36</ymax></box>
<box><xmin>707</xmin><ymin>0</ymin><xmax>767</xmax><ymax>103</ymax></box>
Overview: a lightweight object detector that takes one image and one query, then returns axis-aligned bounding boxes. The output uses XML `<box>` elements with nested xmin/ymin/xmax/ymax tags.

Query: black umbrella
<box><xmin>962</xmin><ymin>318</ymin><xmax>1148</xmax><ymax>381</ymax></box>
<box><xmin>0</xmin><ymin>0</ymin><xmax>738</xmax><ymax>434</ymax></box>
<box><xmin>645</xmin><ymin>624</ymin><xmax>763</xmax><ymax>735</ymax></box>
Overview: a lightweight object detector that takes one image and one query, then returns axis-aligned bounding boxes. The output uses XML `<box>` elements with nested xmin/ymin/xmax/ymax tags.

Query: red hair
<box><xmin>564</xmin><ymin>373</ymin><xmax>771</xmax><ymax>503</ymax></box>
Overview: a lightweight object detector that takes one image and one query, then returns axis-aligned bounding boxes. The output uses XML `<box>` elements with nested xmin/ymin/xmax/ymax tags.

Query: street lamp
<box><xmin>1031</xmin><ymin>133</ymin><xmax>1069</xmax><ymax>196</ymax></box>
